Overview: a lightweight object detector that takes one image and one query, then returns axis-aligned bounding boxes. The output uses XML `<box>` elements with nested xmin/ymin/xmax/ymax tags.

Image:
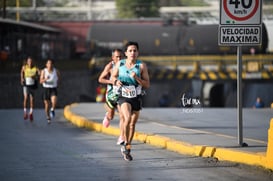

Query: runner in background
<box><xmin>98</xmin><ymin>49</ymin><xmax>125</xmax><ymax>145</ymax></box>
<box><xmin>40</xmin><ymin>59</ymin><xmax>60</xmax><ymax>124</ymax></box>
<box><xmin>20</xmin><ymin>56</ymin><xmax>40</xmax><ymax>122</ymax></box>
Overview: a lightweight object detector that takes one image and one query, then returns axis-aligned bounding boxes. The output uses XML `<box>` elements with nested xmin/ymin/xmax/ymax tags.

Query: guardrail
<box><xmin>90</xmin><ymin>54</ymin><xmax>273</xmax><ymax>73</ymax></box>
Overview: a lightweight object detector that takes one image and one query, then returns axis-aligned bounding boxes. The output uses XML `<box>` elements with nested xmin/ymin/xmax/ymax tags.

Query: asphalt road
<box><xmin>0</xmin><ymin>109</ymin><xmax>272</xmax><ymax>181</ymax></box>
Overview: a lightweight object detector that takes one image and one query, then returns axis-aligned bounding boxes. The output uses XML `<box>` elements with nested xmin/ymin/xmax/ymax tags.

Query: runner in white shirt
<box><xmin>40</xmin><ymin>59</ymin><xmax>60</xmax><ymax>124</ymax></box>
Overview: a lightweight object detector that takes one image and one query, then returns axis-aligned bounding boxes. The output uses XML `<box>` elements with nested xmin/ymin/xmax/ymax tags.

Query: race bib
<box><xmin>25</xmin><ymin>77</ymin><xmax>35</xmax><ymax>86</ymax></box>
<box><xmin>121</xmin><ymin>85</ymin><xmax>137</xmax><ymax>98</ymax></box>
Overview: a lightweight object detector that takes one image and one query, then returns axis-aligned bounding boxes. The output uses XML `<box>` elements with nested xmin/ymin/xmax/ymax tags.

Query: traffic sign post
<box><xmin>237</xmin><ymin>45</ymin><xmax>243</xmax><ymax>146</ymax></box>
<box><xmin>219</xmin><ymin>0</ymin><xmax>262</xmax><ymax>146</ymax></box>
<box><xmin>219</xmin><ymin>26</ymin><xmax>261</xmax><ymax>45</ymax></box>
<box><xmin>219</xmin><ymin>0</ymin><xmax>262</xmax><ymax>46</ymax></box>
<box><xmin>220</xmin><ymin>0</ymin><xmax>262</xmax><ymax>25</ymax></box>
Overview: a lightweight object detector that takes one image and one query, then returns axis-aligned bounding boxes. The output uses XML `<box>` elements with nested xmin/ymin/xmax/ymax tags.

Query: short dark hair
<box><xmin>124</xmin><ymin>41</ymin><xmax>139</xmax><ymax>52</ymax></box>
<box><xmin>47</xmin><ymin>58</ymin><xmax>54</xmax><ymax>64</ymax></box>
<box><xmin>111</xmin><ymin>48</ymin><xmax>122</xmax><ymax>55</ymax></box>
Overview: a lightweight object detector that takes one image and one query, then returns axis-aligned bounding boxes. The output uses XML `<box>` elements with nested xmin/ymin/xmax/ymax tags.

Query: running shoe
<box><xmin>47</xmin><ymin>118</ymin><xmax>51</xmax><ymax>124</ymax></box>
<box><xmin>23</xmin><ymin>112</ymin><xmax>28</xmax><ymax>120</ymax></box>
<box><xmin>120</xmin><ymin>144</ymin><xmax>133</xmax><ymax>161</ymax></box>
<box><xmin>29</xmin><ymin>113</ymin><xmax>33</xmax><ymax>122</ymax></box>
<box><xmin>124</xmin><ymin>150</ymin><xmax>133</xmax><ymax>161</ymax></box>
<box><xmin>102</xmin><ymin>113</ymin><xmax>110</xmax><ymax>128</ymax></box>
<box><xmin>116</xmin><ymin>136</ymin><xmax>125</xmax><ymax>145</ymax></box>
<box><xmin>50</xmin><ymin>109</ymin><xmax>55</xmax><ymax>118</ymax></box>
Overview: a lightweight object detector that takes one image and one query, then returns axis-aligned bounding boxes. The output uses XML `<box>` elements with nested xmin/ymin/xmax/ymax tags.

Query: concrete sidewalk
<box><xmin>64</xmin><ymin>103</ymin><xmax>273</xmax><ymax>170</ymax></box>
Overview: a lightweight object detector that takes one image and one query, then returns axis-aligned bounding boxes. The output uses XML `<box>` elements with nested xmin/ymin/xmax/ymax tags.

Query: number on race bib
<box><xmin>121</xmin><ymin>86</ymin><xmax>137</xmax><ymax>98</ymax></box>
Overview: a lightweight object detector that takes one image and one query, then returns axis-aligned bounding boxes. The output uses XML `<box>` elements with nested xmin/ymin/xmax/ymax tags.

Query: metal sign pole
<box><xmin>220</xmin><ymin>0</ymin><xmax>261</xmax><ymax>147</ymax></box>
<box><xmin>237</xmin><ymin>46</ymin><xmax>243</xmax><ymax>146</ymax></box>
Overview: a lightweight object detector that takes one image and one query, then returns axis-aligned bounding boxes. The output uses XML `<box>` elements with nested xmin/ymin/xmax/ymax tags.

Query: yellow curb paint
<box><xmin>166</xmin><ymin>140</ymin><xmax>196</xmax><ymax>155</ymax></box>
<box><xmin>92</xmin><ymin>122</ymin><xmax>102</xmax><ymax>132</ymax></box>
<box><xmin>64</xmin><ymin>104</ymin><xmax>273</xmax><ymax>171</ymax></box>
<box><xmin>76</xmin><ymin>117</ymin><xmax>86</xmax><ymax>128</ymax></box>
<box><xmin>265</xmin><ymin>119</ymin><xmax>273</xmax><ymax>170</ymax></box>
<box><xmin>195</xmin><ymin>146</ymin><xmax>216</xmax><ymax>157</ymax></box>
<box><xmin>134</xmin><ymin>132</ymin><xmax>148</xmax><ymax>143</ymax></box>
<box><xmin>214</xmin><ymin>148</ymin><xmax>264</xmax><ymax>166</ymax></box>
<box><xmin>84</xmin><ymin>121</ymin><xmax>94</xmax><ymax>130</ymax></box>
<box><xmin>64</xmin><ymin>105</ymin><xmax>102</xmax><ymax>131</ymax></box>
<box><xmin>64</xmin><ymin>105</ymin><xmax>72</xmax><ymax>119</ymax></box>
<box><xmin>146</xmin><ymin>135</ymin><xmax>170</xmax><ymax>148</ymax></box>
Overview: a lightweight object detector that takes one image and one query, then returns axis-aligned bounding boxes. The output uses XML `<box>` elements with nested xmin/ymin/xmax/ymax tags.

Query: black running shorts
<box><xmin>118</xmin><ymin>96</ymin><xmax>142</xmax><ymax>111</ymax></box>
<box><xmin>43</xmin><ymin>87</ymin><xmax>58</xmax><ymax>101</ymax></box>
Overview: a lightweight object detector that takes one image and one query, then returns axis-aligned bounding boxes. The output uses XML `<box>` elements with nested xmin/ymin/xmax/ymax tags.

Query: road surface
<box><xmin>0</xmin><ymin>109</ymin><xmax>272</xmax><ymax>181</ymax></box>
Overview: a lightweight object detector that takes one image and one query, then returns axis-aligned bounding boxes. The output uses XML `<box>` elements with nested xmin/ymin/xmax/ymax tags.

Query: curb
<box><xmin>63</xmin><ymin>104</ymin><xmax>273</xmax><ymax>171</ymax></box>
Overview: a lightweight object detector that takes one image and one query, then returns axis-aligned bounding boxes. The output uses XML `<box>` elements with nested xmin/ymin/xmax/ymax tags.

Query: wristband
<box><xmin>114</xmin><ymin>79</ymin><xmax>118</xmax><ymax>85</ymax></box>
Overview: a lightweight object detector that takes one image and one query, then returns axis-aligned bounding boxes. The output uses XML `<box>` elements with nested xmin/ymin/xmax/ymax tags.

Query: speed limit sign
<box><xmin>220</xmin><ymin>0</ymin><xmax>262</xmax><ymax>25</ymax></box>
<box><xmin>219</xmin><ymin>0</ymin><xmax>262</xmax><ymax>45</ymax></box>
<box><xmin>219</xmin><ymin>0</ymin><xmax>262</xmax><ymax>147</ymax></box>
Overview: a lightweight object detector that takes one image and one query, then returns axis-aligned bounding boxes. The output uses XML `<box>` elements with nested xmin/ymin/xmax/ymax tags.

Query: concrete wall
<box><xmin>144</xmin><ymin>79</ymin><xmax>192</xmax><ymax>107</ymax></box>
<box><xmin>1</xmin><ymin>71</ymin><xmax>273</xmax><ymax>109</ymax></box>
<box><xmin>202</xmin><ymin>81</ymin><xmax>273</xmax><ymax>108</ymax></box>
<box><xmin>0</xmin><ymin>71</ymin><xmax>98</xmax><ymax>109</ymax></box>
<box><xmin>0</xmin><ymin>71</ymin><xmax>193</xmax><ymax>109</ymax></box>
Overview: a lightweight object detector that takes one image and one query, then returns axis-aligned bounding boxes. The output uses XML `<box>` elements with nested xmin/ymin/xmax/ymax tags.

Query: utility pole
<box><xmin>16</xmin><ymin>0</ymin><xmax>20</xmax><ymax>21</ymax></box>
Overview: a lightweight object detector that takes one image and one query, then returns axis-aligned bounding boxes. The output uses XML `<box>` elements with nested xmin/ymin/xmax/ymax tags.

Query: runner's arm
<box><xmin>40</xmin><ymin>70</ymin><xmax>46</xmax><ymax>84</ymax></box>
<box><xmin>111</xmin><ymin>64</ymin><xmax>122</xmax><ymax>86</ymax></box>
<box><xmin>20</xmin><ymin>66</ymin><xmax>25</xmax><ymax>85</ymax></box>
<box><xmin>36</xmin><ymin>67</ymin><xmax>41</xmax><ymax>76</ymax></box>
<box><xmin>132</xmin><ymin>63</ymin><xmax>150</xmax><ymax>89</ymax></box>
<box><xmin>57</xmin><ymin>69</ymin><xmax>61</xmax><ymax>85</ymax></box>
<box><xmin>98</xmin><ymin>62</ymin><xmax>112</xmax><ymax>85</ymax></box>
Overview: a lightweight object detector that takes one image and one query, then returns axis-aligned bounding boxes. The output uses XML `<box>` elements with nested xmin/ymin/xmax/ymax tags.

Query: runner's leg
<box><xmin>51</xmin><ymin>95</ymin><xmax>57</xmax><ymax>110</ymax></box>
<box><xmin>128</xmin><ymin>111</ymin><xmax>139</xmax><ymax>144</ymax></box>
<box><xmin>29</xmin><ymin>94</ymin><xmax>34</xmax><ymax>113</ymax></box>
<box><xmin>102</xmin><ymin>103</ymin><xmax>114</xmax><ymax>127</ymax></box>
<box><xmin>117</xmin><ymin>105</ymin><xmax>125</xmax><ymax>143</ymax></box>
<box><xmin>23</xmin><ymin>87</ymin><xmax>28</xmax><ymax>119</ymax></box>
<box><xmin>44</xmin><ymin>100</ymin><xmax>50</xmax><ymax>119</ymax></box>
<box><xmin>120</xmin><ymin>102</ymin><xmax>132</xmax><ymax>144</ymax></box>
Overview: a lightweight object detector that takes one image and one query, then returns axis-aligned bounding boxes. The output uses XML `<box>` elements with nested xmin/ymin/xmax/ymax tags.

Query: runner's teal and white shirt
<box><xmin>117</xmin><ymin>59</ymin><xmax>142</xmax><ymax>98</ymax></box>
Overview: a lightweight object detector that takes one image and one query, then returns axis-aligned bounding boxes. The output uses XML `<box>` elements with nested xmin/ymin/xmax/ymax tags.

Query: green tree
<box><xmin>116</xmin><ymin>0</ymin><xmax>160</xmax><ymax>18</ymax></box>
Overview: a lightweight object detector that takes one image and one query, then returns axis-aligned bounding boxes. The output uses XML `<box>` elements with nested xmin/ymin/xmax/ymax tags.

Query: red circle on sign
<box><xmin>223</xmin><ymin>0</ymin><xmax>259</xmax><ymax>21</ymax></box>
